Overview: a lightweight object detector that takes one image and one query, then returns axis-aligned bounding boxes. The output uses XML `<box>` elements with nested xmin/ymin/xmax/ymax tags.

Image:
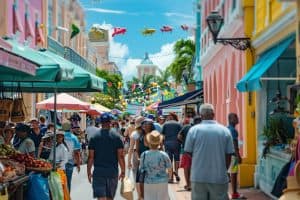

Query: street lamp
<box><xmin>206</xmin><ymin>11</ymin><xmax>251</xmax><ymax>51</ymax></box>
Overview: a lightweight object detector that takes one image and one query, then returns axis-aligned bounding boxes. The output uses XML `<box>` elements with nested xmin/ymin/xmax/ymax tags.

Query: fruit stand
<box><xmin>0</xmin><ymin>144</ymin><xmax>52</xmax><ymax>200</ymax></box>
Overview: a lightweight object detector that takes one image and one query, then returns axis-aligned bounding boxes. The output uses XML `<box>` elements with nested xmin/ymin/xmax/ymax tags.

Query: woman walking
<box><xmin>139</xmin><ymin>130</ymin><xmax>171</xmax><ymax>200</ymax></box>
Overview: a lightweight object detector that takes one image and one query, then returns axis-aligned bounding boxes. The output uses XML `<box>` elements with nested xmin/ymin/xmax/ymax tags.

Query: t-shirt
<box><xmin>140</xmin><ymin>150</ymin><xmax>171</xmax><ymax>184</ymax></box>
<box><xmin>29</xmin><ymin>129</ymin><xmax>44</xmax><ymax>148</ymax></box>
<box><xmin>153</xmin><ymin>122</ymin><xmax>162</xmax><ymax>133</ymax></box>
<box><xmin>161</xmin><ymin>120</ymin><xmax>182</xmax><ymax>145</ymax></box>
<box><xmin>49</xmin><ymin>143</ymin><xmax>68</xmax><ymax>170</ymax></box>
<box><xmin>227</xmin><ymin>125</ymin><xmax>238</xmax><ymax>140</ymax></box>
<box><xmin>17</xmin><ymin>138</ymin><xmax>35</xmax><ymax>154</ymax></box>
<box><xmin>64</xmin><ymin>131</ymin><xmax>81</xmax><ymax>162</ymax></box>
<box><xmin>86</xmin><ymin>126</ymin><xmax>99</xmax><ymax>142</ymax></box>
<box><xmin>178</xmin><ymin>125</ymin><xmax>192</xmax><ymax>149</ymax></box>
<box><xmin>88</xmin><ymin>129</ymin><xmax>124</xmax><ymax>178</ymax></box>
<box><xmin>184</xmin><ymin>120</ymin><xmax>235</xmax><ymax>184</ymax></box>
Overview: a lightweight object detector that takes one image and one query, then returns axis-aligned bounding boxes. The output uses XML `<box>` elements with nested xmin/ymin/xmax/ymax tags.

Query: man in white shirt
<box><xmin>86</xmin><ymin>120</ymin><xmax>99</xmax><ymax>142</ymax></box>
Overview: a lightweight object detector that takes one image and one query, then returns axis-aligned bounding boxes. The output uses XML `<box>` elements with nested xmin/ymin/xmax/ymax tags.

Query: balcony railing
<box><xmin>47</xmin><ymin>36</ymin><xmax>96</xmax><ymax>74</ymax></box>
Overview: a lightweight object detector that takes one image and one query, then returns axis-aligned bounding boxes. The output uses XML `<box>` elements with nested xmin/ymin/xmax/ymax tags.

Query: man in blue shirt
<box><xmin>185</xmin><ymin>103</ymin><xmax>234</xmax><ymax>200</ymax></box>
<box><xmin>87</xmin><ymin>113</ymin><xmax>125</xmax><ymax>200</ymax></box>
<box><xmin>227</xmin><ymin>113</ymin><xmax>244</xmax><ymax>199</ymax></box>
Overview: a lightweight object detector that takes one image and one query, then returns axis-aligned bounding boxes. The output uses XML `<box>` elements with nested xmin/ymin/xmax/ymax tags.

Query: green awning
<box><xmin>2</xmin><ymin>50</ymin><xmax>107</xmax><ymax>93</ymax></box>
<box><xmin>0</xmin><ymin>39</ymin><xmax>73</xmax><ymax>82</ymax></box>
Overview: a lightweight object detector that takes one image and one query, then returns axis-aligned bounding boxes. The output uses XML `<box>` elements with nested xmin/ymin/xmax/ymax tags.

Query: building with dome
<box><xmin>136</xmin><ymin>53</ymin><xmax>158</xmax><ymax>79</ymax></box>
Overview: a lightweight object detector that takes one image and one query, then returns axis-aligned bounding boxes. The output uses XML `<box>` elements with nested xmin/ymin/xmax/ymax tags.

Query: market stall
<box><xmin>0</xmin><ymin>39</ymin><xmax>106</xmax><ymax>199</ymax></box>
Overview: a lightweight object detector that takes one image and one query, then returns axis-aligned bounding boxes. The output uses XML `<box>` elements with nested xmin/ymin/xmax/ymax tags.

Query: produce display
<box><xmin>0</xmin><ymin>144</ymin><xmax>17</xmax><ymax>157</ymax></box>
<box><xmin>10</xmin><ymin>153</ymin><xmax>52</xmax><ymax>169</ymax></box>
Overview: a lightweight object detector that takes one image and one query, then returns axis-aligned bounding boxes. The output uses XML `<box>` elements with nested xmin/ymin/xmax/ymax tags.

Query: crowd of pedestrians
<box><xmin>85</xmin><ymin>103</ymin><xmax>244</xmax><ymax>200</ymax></box>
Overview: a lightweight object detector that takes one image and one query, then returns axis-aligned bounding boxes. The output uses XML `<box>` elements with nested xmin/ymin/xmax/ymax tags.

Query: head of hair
<box><xmin>47</xmin><ymin>123</ymin><xmax>54</xmax><ymax>130</ymax></box>
<box><xmin>193</xmin><ymin>115</ymin><xmax>202</xmax><ymax>125</ymax></box>
<box><xmin>39</xmin><ymin>115</ymin><xmax>46</xmax><ymax>123</ymax></box>
<box><xmin>199</xmin><ymin>103</ymin><xmax>215</xmax><ymax>120</ymax></box>
<box><xmin>168</xmin><ymin>112</ymin><xmax>178</xmax><ymax>121</ymax></box>
<box><xmin>228</xmin><ymin>113</ymin><xmax>238</xmax><ymax>124</ymax></box>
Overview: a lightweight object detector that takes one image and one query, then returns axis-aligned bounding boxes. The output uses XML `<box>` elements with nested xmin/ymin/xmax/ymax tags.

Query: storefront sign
<box><xmin>0</xmin><ymin>49</ymin><xmax>37</xmax><ymax>75</ymax></box>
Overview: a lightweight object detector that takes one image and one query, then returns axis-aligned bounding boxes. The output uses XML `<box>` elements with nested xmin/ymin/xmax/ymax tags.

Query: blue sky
<box><xmin>79</xmin><ymin>0</ymin><xmax>195</xmax><ymax>80</ymax></box>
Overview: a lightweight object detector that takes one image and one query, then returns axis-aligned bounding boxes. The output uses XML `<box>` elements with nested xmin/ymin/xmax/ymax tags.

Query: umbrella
<box><xmin>85</xmin><ymin>105</ymin><xmax>103</xmax><ymax>116</ymax></box>
<box><xmin>36</xmin><ymin>93</ymin><xmax>90</xmax><ymax>110</ymax></box>
<box><xmin>111</xmin><ymin>109</ymin><xmax>122</xmax><ymax>115</ymax></box>
<box><xmin>92</xmin><ymin>103</ymin><xmax>111</xmax><ymax>112</ymax></box>
<box><xmin>146</xmin><ymin>102</ymin><xmax>160</xmax><ymax>111</ymax></box>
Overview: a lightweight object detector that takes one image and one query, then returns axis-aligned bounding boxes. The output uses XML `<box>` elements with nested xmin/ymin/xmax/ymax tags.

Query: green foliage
<box><xmin>93</xmin><ymin>93</ymin><xmax>115</xmax><ymax>109</ymax></box>
<box><xmin>95</xmin><ymin>69</ymin><xmax>123</xmax><ymax>109</ymax></box>
<box><xmin>262</xmin><ymin>117</ymin><xmax>288</xmax><ymax>145</ymax></box>
<box><xmin>168</xmin><ymin>39</ymin><xmax>195</xmax><ymax>83</ymax></box>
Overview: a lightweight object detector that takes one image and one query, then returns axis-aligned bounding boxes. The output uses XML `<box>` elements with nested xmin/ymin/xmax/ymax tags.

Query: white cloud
<box><xmin>149</xmin><ymin>42</ymin><xmax>175</xmax><ymax>71</ymax></box>
<box><xmin>164</xmin><ymin>12</ymin><xmax>194</xmax><ymax>19</ymax></box>
<box><xmin>85</xmin><ymin>8</ymin><xmax>126</xmax><ymax>14</ymax></box>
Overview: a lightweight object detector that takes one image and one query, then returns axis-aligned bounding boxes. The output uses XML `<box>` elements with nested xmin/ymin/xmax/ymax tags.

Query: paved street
<box><xmin>71</xmin><ymin>165</ymin><xmax>271</xmax><ymax>200</ymax></box>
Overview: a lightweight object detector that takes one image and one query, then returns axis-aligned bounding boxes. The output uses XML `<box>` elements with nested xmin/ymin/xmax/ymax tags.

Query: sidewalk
<box><xmin>168</xmin><ymin>169</ymin><xmax>272</xmax><ymax>200</ymax></box>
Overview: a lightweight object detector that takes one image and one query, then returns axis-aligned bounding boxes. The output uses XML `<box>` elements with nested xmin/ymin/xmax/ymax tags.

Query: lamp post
<box><xmin>206</xmin><ymin>11</ymin><xmax>251</xmax><ymax>51</ymax></box>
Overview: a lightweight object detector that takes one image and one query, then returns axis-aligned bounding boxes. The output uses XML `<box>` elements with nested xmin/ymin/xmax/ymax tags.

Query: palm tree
<box><xmin>141</xmin><ymin>74</ymin><xmax>155</xmax><ymax>90</ymax></box>
<box><xmin>156</xmin><ymin>68</ymin><xmax>171</xmax><ymax>89</ymax></box>
<box><xmin>168</xmin><ymin>39</ymin><xmax>195</xmax><ymax>83</ymax></box>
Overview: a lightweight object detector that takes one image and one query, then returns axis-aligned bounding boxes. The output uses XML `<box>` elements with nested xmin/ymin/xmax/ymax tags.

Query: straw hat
<box><xmin>42</xmin><ymin>131</ymin><xmax>54</xmax><ymax>139</ymax></box>
<box><xmin>56</xmin><ymin>130</ymin><xmax>65</xmax><ymax>136</ymax></box>
<box><xmin>135</xmin><ymin>116</ymin><xmax>144</xmax><ymax>129</ymax></box>
<box><xmin>4</xmin><ymin>124</ymin><xmax>14</xmax><ymax>132</ymax></box>
<box><xmin>62</xmin><ymin>122</ymin><xmax>71</xmax><ymax>131</ymax></box>
<box><xmin>146</xmin><ymin>131</ymin><xmax>163</xmax><ymax>147</ymax></box>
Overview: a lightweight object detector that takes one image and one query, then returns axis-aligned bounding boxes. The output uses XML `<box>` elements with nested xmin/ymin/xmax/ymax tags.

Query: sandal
<box><xmin>173</xmin><ymin>172</ymin><xmax>180</xmax><ymax>182</ymax></box>
<box><xmin>184</xmin><ymin>185</ymin><xmax>191</xmax><ymax>191</ymax></box>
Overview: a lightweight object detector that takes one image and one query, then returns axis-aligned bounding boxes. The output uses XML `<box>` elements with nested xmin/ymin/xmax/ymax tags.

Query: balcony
<box><xmin>47</xmin><ymin>36</ymin><xmax>96</xmax><ymax>74</ymax></box>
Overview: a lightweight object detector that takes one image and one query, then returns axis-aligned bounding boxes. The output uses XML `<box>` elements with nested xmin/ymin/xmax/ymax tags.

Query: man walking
<box><xmin>228</xmin><ymin>113</ymin><xmax>244</xmax><ymax>199</ymax></box>
<box><xmin>87</xmin><ymin>113</ymin><xmax>125</xmax><ymax>200</ymax></box>
<box><xmin>184</xmin><ymin>103</ymin><xmax>235</xmax><ymax>200</ymax></box>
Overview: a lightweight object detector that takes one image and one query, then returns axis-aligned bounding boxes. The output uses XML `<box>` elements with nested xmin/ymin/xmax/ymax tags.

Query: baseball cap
<box><xmin>100</xmin><ymin>113</ymin><xmax>112</xmax><ymax>123</ymax></box>
<box><xmin>15</xmin><ymin>123</ymin><xmax>30</xmax><ymax>133</ymax></box>
<box><xmin>30</xmin><ymin>118</ymin><xmax>39</xmax><ymax>123</ymax></box>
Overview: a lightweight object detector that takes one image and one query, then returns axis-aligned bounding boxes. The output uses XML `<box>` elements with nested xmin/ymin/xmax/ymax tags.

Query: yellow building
<box><xmin>239</xmin><ymin>0</ymin><xmax>296</xmax><ymax>194</ymax></box>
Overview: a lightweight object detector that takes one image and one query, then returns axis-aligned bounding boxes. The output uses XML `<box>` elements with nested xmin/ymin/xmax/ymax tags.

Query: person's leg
<box><xmin>173</xmin><ymin>146</ymin><xmax>181</xmax><ymax>182</ymax></box>
<box><xmin>191</xmin><ymin>182</ymin><xmax>208</xmax><ymax>200</ymax></box>
<box><xmin>156</xmin><ymin>183</ymin><xmax>169</xmax><ymax>200</ymax></box>
<box><xmin>65</xmin><ymin>163</ymin><xmax>74</xmax><ymax>192</ymax></box>
<box><xmin>207</xmin><ymin>183</ymin><xmax>229</xmax><ymax>200</ymax></box>
<box><xmin>231</xmin><ymin>173</ymin><xmax>238</xmax><ymax>194</ymax></box>
<box><xmin>165</xmin><ymin>146</ymin><xmax>174</xmax><ymax>182</ymax></box>
<box><xmin>107</xmin><ymin>177</ymin><xmax>118</xmax><ymax>199</ymax></box>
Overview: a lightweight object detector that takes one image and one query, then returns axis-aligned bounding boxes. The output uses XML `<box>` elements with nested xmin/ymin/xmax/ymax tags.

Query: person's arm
<box><xmin>127</xmin><ymin>136</ymin><xmax>135</xmax><ymax>169</ymax></box>
<box><xmin>226</xmin><ymin>154</ymin><xmax>232</xmax><ymax>170</ymax></box>
<box><xmin>233</xmin><ymin>138</ymin><xmax>242</xmax><ymax>163</ymax></box>
<box><xmin>60</xmin><ymin>146</ymin><xmax>69</xmax><ymax>169</ymax></box>
<box><xmin>73</xmin><ymin>136</ymin><xmax>82</xmax><ymax>172</ymax></box>
<box><xmin>225</xmin><ymin>130</ymin><xmax>235</xmax><ymax>169</ymax></box>
<box><xmin>118</xmin><ymin>148</ymin><xmax>125</xmax><ymax>180</ymax></box>
<box><xmin>183</xmin><ymin>128</ymin><xmax>194</xmax><ymax>155</ymax></box>
<box><xmin>37</xmin><ymin>141</ymin><xmax>44</xmax><ymax>158</ymax></box>
<box><xmin>87</xmin><ymin>149</ymin><xmax>94</xmax><ymax>183</ymax></box>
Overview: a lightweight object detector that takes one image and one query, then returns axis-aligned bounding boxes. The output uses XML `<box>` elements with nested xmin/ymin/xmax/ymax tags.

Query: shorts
<box><xmin>92</xmin><ymin>177</ymin><xmax>118</xmax><ymax>198</ymax></box>
<box><xmin>180</xmin><ymin>153</ymin><xmax>192</xmax><ymax>169</ymax></box>
<box><xmin>228</xmin><ymin>156</ymin><xmax>239</xmax><ymax>174</ymax></box>
<box><xmin>165</xmin><ymin>144</ymin><xmax>180</xmax><ymax>162</ymax></box>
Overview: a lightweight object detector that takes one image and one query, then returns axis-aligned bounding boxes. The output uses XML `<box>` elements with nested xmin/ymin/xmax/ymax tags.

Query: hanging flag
<box><xmin>35</xmin><ymin>21</ymin><xmax>45</xmax><ymax>45</ymax></box>
<box><xmin>131</xmin><ymin>84</ymin><xmax>136</xmax><ymax>91</ymax></box>
<box><xmin>25</xmin><ymin>13</ymin><xmax>34</xmax><ymax>40</ymax></box>
<box><xmin>70</xmin><ymin>23</ymin><xmax>80</xmax><ymax>39</ymax></box>
<box><xmin>12</xmin><ymin>4</ymin><xmax>23</xmax><ymax>34</ymax></box>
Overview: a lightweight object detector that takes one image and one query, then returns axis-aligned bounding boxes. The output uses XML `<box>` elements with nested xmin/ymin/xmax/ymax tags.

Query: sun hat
<box><xmin>62</xmin><ymin>122</ymin><xmax>71</xmax><ymax>131</ymax></box>
<box><xmin>142</xmin><ymin>118</ymin><xmax>154</xmax><ymax>125</ymax></box>
<box><xmin>30</xmin><ymin>118</ymin><xmax>39</xmax><ymax>123</ymax></box>
<box><xmin>146</xmin><ymin>130</ymin><xmax>163</xmax><ymax>147</ymax></box>
<box><xmin>135</xmin><ymin>116</ymin><xmax>144</xmax><ymax>129</ymax></box>
<box><xmin>56</xmin><ymin>130</ymin><xmax>65</xmax><ymax>136</ymax></box>
<box><xmin>4</xmin><ymin>124</ymin><xmax>15</xmax><ymax>132</ymax></box>
<box><xmin>42</xmin><ymin>131</ymin><xmax>54</xmax><ymax>139</ymax></box>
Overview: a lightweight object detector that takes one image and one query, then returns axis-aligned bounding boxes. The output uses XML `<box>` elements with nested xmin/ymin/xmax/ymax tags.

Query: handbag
<box><xmin>120</xmin><ymin>170</ymin><xmax>134</xmax><ymax>200</ymax></box>
<box><xmin>10</xmin><ymin>86</ymin><xmax>26</xmax><ymax>123</ymax></box>
<box><xmin>136</xmin><ymin>152</ymin><xmax>147</xmax><ymax>183</ymax></box>
<box><xmin>0</xmin><ymin>84</ymin><xmax>13</xmax><ymax>122</ymax></box>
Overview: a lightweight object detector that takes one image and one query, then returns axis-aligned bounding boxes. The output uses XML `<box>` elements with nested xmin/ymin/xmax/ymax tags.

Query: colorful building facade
<box><xmin>237</xmin><ymin>0</ymin><xmax>297</xmax><ymax>196</ymax></box>
<box><xmin>201</xmin><ymin>0</ymin><xmax>254</xmax><ymax>186</ymax></box>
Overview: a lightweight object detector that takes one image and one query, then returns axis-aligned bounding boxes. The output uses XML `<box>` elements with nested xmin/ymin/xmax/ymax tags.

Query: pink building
<box><xmin>0</xmin><ymin>0</ymin><xmax>45</xmax><ymax>48</ymax></box>
<box><xmin>201</xmin><ymin>0</ymin><xmax>246</xmax><ymax>145</ymax></box>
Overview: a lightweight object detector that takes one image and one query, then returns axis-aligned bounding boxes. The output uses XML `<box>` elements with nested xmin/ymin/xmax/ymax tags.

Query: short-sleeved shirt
<box><xmin>29</xmin><ymin>129</ymin><xmax>44</xmax><ymax>148</ymax></box>
<box><xmin>139</xmin><ymin>150</ymin><xmax>171</xmax><ymax>184</ymax></box>
<box><xmin>17</xmin><ymin>137</ymin><xmax>35</xmax><ymax>154</ymax></box>
<box><xmin>88</xmin><ymin>129</ymin><xmax>124</xmax><ymax>178</ymax></box>
<box><xmin>227</xmin><ymin>125</ymin><xmax>238</xmax><ymax>140</ymax></box>
<box><xmin>161</xmin><ymin>120</ymin><xmax>182</xmax><ymax>145</ymax></box>
<box><xmin>184</xmin><ymin>120</ymin><xmax>234</xmax><ymax>184</ymax></box>
<box><xmin>64</xmin><ymin>131</ymin><xmax>81</xmax><ymax>162</ymax></box>
<box><xmin>178</xmin><ymin>125</ymin><xmax>192</xmax><ymax>149</ymax></box>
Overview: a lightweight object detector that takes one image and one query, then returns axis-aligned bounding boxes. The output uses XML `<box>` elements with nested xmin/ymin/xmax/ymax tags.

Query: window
<box><xmin>232</xmin><ymin>0</ymin><xmax>236</xmax><ymax>12</ymax></box>
<box><xmin>48</xmin><ymin>0</ymin><xmax>53</xmax><ymax>36</ymax></box>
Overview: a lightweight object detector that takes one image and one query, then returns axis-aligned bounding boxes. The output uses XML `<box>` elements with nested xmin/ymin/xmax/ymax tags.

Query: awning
<box><xmin>0</xmin><ymin>38</ymin><xmax>74</xmax><ymax>82</ymax></box>
<box><xmin>236</xmin><ymin>36</ymin><xmax>294</xmax><ymax>92</ymax></box>
<box><xmin>2</xmin><ymin>50</ymin><xmax>106</xmax><ymax>93</ymax></box>
<box><xmin>158</xmin><ymin>89</ymin><xmax>203</xmax><ymax>109</ymax></box>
